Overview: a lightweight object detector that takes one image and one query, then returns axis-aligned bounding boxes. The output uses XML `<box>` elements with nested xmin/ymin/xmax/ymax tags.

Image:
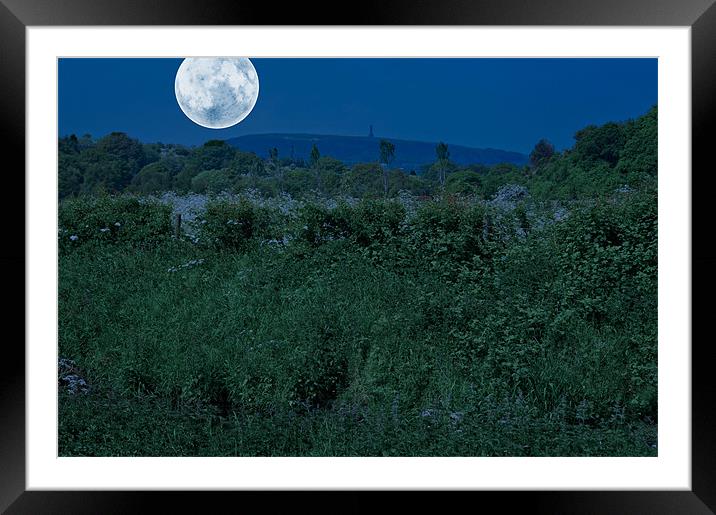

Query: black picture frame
<box><xmin>2</xmin><ymin>1</ymin><xmax>713</xmax><ymax>512</ymax></box>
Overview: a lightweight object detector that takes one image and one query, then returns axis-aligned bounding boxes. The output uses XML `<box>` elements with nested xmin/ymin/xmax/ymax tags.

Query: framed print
<box><xmin>2</xmin><ymin>0</ymin><xmax>715</xmax><ymax>512</ymax></box>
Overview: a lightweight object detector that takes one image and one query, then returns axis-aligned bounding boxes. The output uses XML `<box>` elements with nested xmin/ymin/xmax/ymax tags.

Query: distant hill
<box><xmin>225</xmin><ymin>133</ymin><xmax>528</xmax><ymax>171</ymax></box>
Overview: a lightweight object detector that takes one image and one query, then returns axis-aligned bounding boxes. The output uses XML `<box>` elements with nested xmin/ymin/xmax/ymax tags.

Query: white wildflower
<box><xmin>69</xmin><ymin>235</ymin><xmax>78</xmax><ymax>241</ymax></box>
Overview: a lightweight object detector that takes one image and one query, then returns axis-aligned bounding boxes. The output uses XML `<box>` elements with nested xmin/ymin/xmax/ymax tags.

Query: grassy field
<box><xmin>58</xmin><ymin>191</ymin><xmax>657</xmax><ymax>456</ymax></box>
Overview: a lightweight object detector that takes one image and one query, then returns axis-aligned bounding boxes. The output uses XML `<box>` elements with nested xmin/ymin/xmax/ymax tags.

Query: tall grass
<box><xmin>58</xmin><ymin>191</ymin><xmax>657</xmax><ymax>456</ymax></box>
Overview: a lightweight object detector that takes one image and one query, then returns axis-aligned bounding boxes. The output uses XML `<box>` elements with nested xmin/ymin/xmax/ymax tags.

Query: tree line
<box><xmin>59</xmin><ymin>105</ymin><xmax>656</xmax><ymax>201</ymax></box>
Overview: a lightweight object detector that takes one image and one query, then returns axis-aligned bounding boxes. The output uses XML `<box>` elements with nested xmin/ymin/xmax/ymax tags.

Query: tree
<box><xmin>77</xmin><ymin>133</ymin><xmax>94</xmax><ymax>150</ymax></box>
<box><xmin>268</xmin><ymin>147</ymin><xmax>281</xmax><ymax>178</ymax></box>
<box><xmin>310</xmin><ymin>144</ymin><xmax>321</xmax><ymax>191</ymax></box>
<box><xmin>182</xmin><ymin>139</ymin><xmax>238</xmax><ymax>180</ymax></box>
<box><xmin>529</xmin><ymin>138</ymin><xmax>555</xmax><ymax>169</ymax></box>
<box><xmin>130</xmin><ymin>161</ymin><xmax>174</xmax><ymax>194</ymax></box>
<box><xmin>96</xmin><ymin>132</ymin><xmax>147</xmax><ymax>167</ymax></box>
<box><xmin>573</xmin><ymin>123</ymin><xmax>625</xmax><ymax>166</ymax></box>
<box><xmin>59</xmin><ymin>134</ymin><xmax>80</xmax><ymax>154</ymax></box>
<box><xmin>310</xmin><ymin>157</ymin><xmax>347</xmax><ymax>196</ymax></box>
<box><xmin>316</xmin><ymin>156</ymin><xmax>347</xmax><ymax>175</ymax></box>
<box><xmin>82</xmin><ymin>160</ymin><xmax>127</xmax><ymax>194</ymax></box>
<box><xmin>379</xmin><ymin>139</ymin><xmax>396</xmax><ymax>196</ymax></box>
<box><xmin>58</xmin><ymin>152</ymin><xmax>84</xmax><ymax>198</ymax></box>
<box><xmin>444</xmin><ymin>169</ymin><xmax>483</xmax><ymax>196</ymax></box>
<box><xmin>75</xmin><ymin>132</ymin><xmax>148</xmax><ymax>193</ymax></box>
<box><xmin>190</xmin><ymin>168</ymin><xmax>235</xmax><ymax>193</ymax></box>
<box><xmin>435</xmin><ymin>142</ymin><xmax>450</xmax><ymax>187</ymax></box>
<box><xmin>310</xmin><ymin>144</ymin><xmax>320</xmax><ymax>167</ymax></box>
<box><xmin>615</xmin><ymin>105</ymin><xmax>657</xmax><ymax>179</ymax></box>
<box><xmin>342</xmin><ymin>163</ymin><xmax>384</xmax><ymax>198</ymax></box>
<box><xmin>229</xmin><ymin>150</ymin><xmax>264</xmax><ymax>177</ymax></box>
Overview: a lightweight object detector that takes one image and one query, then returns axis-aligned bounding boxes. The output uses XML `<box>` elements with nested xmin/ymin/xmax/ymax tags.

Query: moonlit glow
<box><xmin>174</xmin><ymin>57</ymin><xmax>259</xmax><ymax>129</ymax></box>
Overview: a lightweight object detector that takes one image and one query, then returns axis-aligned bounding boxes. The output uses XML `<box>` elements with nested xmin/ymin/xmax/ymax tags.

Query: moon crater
<box><xmin>175</xmin><ymin>57</ymin><xmax>259</xmax><ymax>129</ymax></box>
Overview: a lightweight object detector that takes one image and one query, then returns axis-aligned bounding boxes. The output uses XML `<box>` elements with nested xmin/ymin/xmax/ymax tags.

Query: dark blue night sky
<box><xmin>58</xmin><ymin>58</ymin><xmax>656</xmax><ymax>154</ymax></box>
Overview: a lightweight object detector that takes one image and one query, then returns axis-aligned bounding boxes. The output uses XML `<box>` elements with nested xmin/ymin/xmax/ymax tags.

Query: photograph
<box><xmin>2</xmin><ymin>0</ymin><xmax>711</xmax><ymax>506</ymax></box>
<box><xmin>56</xmin><ymin>56</ymin><xmax>659</xmax><ymax>458</ymax></box>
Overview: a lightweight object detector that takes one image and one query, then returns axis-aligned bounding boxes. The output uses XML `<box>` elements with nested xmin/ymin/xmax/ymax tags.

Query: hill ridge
<box><xmin>226</xmin><ymin>133</ymin><xmax>528</xmax><ymax>170</ymax></box>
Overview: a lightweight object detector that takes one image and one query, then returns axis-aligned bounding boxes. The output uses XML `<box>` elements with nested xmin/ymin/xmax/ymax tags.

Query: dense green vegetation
<box><xmin>59</xmin><ymin>107</ymin><xmax>656</xmax><ymax>202</ymax></box>
<box><xmin>58</xmin><ymin>107</ymin><xmax>658</xmax><ymax>456</ymax></box>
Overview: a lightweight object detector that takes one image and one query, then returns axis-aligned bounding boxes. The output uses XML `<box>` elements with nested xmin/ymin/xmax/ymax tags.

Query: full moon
<box><xmin>174</xmin><ymin>57</ymin><xmax>259</xmax><ymax>129</ymax></box>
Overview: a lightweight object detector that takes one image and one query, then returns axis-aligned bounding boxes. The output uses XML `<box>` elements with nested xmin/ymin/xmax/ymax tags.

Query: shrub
<box><xmin>409</xmin><ymin>200</ymin><xmax>488</xmax><ymax>269</ymax></box>
<box><xmin>197</xmin><ymin>199</ymin><xmax>273</xmax><ymax>251</ymax></box>
<box><xmin>294</xmin><ymin>202</ymin><xmax>354</xmax><ymax>246</ymax></box>
<box><xmin>58</xmin><ymin>195</ymin><xmax>172</xmax><ymax>253</ymax></box>
<box><xmin>350</xmin><ymin>200</ymin><xmax>406</xmax><ymax>247</ymax></box>
<box><xmin>550</xmin><ymin>191</ymin><xmax>657</xmax><ymax>418</ymax></box>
